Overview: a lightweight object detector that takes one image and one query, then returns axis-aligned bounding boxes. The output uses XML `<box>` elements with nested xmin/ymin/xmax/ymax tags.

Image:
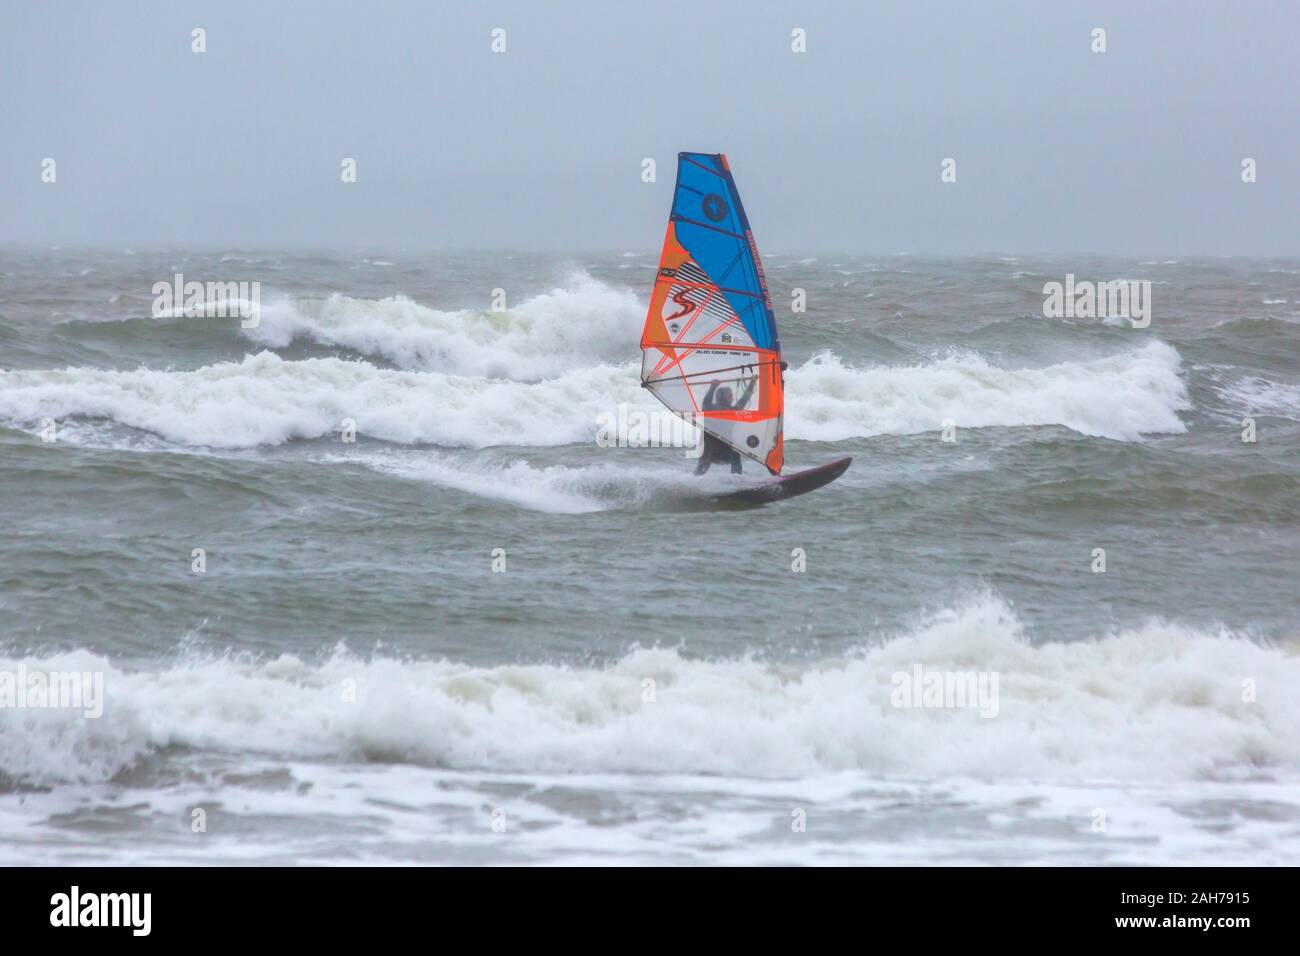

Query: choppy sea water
<box><xmin>1</xmin><ymin>248</ymin><xmax>1297</xmax><ymax>864</ymax></box>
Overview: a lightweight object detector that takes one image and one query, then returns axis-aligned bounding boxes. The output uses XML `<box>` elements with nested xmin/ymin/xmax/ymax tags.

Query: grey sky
<box><xmin>2</xmin><ymin>0</ymin><xmax>1297</xmax><ymax>254</ymax></box>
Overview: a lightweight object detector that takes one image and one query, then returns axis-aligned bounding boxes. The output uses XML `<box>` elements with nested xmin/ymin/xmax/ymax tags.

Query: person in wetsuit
<box><xmin>695</xmin><ymin>374</ymin><xmax>758</xmax><ymax>475</ymax></box>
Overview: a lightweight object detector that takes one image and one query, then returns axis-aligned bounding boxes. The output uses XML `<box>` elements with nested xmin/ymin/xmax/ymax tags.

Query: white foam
<box><xmin>339</xmin><ymin>452</ymin><xmax>610</xmax><ymax>514</ymax></box>
<box><xmin>2</xmin><ymin>595</ymin><xmax>1295</xmax><ymax>787</ymax></box>
<box><xmin>0</xmin><ymin>353</ymin><xmax>643</xmax><ymax>449</ymax></box>
<box><xmin>341</xmin><ymin>451</ymin><xmax>729</xmax><ymax>513</ymax></box>
<box><xmin>786</xmin><ymin>341</ymin><xmax>1190</xmax><ymax>442</ymax></box>
<box><xmin>246</xmin><ymin>273</ymin><xmax>643</xmax><ymax>379</ymax></box>
<box><xmin>0</xmin><ymin>342</ymin><xmax>1191</xmax><ymax>450</ymax></box>
<box><xmin>1215</xmin><ymin>375</ymin><xmax>1300</xmax><ymax>421</ymax></box>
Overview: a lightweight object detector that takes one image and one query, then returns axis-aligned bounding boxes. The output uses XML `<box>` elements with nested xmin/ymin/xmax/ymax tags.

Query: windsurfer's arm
<box><xmin>702</xmin><ymin>380</ymin><xmax>720</xmax><ymax>409</ymax></box>
<box><xmin>735</xmin><ymin>374</ymin><xmax>758</xmax><ymax>408</ymax></box>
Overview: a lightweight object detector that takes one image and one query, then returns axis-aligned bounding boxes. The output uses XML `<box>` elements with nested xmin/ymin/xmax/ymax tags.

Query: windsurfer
<box><xmin>694</xmin><ymin>375</ymin><xmax>757</xmax><ymax>475</ymax></box>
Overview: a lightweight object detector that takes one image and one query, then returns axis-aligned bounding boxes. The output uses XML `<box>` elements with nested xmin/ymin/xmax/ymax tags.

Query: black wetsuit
<box><xmin>696</xmin><ymin>377</ymin><xmax>758</xmax><ymax>475</ymax></box>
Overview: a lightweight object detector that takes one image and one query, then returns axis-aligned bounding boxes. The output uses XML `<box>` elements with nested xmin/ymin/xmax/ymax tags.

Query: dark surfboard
<box><xmin>707</xmin><ymin>456</ymin><xmax>852</xmax><ymax>506</ymax></box>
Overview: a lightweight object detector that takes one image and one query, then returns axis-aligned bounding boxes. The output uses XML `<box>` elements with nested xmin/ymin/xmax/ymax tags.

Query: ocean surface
<box><xmin>1</xmin><ymin>247</ymin><xmax>1298</xmax><ymax>864</ymax></box>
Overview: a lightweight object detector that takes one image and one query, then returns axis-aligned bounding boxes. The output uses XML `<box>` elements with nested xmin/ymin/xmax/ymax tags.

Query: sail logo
<box><xmin>152</xmin><ymin>273</ymin><xmax>261</xmax><ymax>328</ymax></box>
<box><xmin>1042</xmin><ymin>274</ymin><xmax>1151</xmax><ymax>327</ymax></box>
<box><xmin>666</xmin><ymin>290</ymin><xmax>695</xmax><ymax>322</ymax></box>
<box><xmin>595</xmin><ymin>404</ymin><xmax>704</xmax><ymax>458</ymax></box>
<box><xmin>50</xmin><ymin>887</ymin><xmax>151</xmax><ymax>936</ymax></box>
<box><xmin>0</xmin><ymin>666</ymin><xmax>103</xmax><ymax>718</ymax></box>
<box><xmin>890</xmin><ymin>665</ymin><xmax>999</xmax><ymax>718</ymax></box>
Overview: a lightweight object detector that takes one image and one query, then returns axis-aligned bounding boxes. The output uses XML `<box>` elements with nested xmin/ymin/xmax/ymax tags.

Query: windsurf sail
<box><xmin>640</xmin><ymin>152</ymin><xmax>784</xmax><ymax>475</ymax></box>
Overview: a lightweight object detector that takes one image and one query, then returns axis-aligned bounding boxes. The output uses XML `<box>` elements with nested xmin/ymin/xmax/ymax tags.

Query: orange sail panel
<box><xmin>639</xmin><ymin>152</ymin><xmax>784</xmax><ymax>475</ymax></box>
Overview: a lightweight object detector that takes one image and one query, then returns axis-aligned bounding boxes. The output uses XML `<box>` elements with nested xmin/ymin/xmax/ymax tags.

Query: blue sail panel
<box><xmin>669</xmin><ymin>152</ymin><xmax>778</xmax><ymax>352</ymax></box>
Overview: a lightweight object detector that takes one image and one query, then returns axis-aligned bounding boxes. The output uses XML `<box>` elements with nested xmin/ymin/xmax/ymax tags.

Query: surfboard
<box><xmin>706</xmin><ymin>456</ymin><xmax>853</xmax><ymax>506</ymax></box>
<box><xmin>638</xmin><ymin>152</ymin><xmax>850</xmax><ymax>502</ymax></box>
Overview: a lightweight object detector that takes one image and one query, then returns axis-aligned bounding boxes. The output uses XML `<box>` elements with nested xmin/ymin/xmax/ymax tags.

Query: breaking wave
<box><xmin>245</xmin><ymin>274</ymin><xmax>642</xmax><ymax>379</ymax></box>
<box><xmin>2</xmin><ymin>594</ymin><xmax>1295</xmax><ymax>786</ymax></box>
<box><xmin>0</xmin><ymin>342</ymin><xmax>1190</xmax><ymax>448</ymax></box>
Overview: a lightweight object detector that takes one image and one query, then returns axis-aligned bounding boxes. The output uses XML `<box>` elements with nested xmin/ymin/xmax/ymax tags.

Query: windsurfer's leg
<box><xmin>696</xmin><ymin>434</ymin><xmax>721</xmax><ymax>475</ymax></box>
